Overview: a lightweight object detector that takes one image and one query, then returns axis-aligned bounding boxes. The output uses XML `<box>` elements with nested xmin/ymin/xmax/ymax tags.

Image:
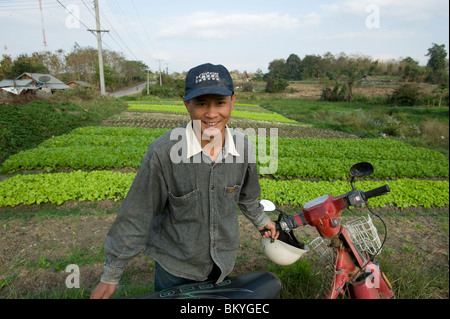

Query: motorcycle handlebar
<box><xmin>260</xmin><ymin>184</ymin><xmax>391</xmax><ymax>236</ymax></box>
<box><xmin>362</xmin><ymin>184</ymin><xmax>390</xmax><ymax>201</ymax></box>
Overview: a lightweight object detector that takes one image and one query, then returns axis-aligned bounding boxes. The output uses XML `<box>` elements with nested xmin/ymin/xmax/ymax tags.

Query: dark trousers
<box><xmin>154</xmin><ymin>262</ymin><xmax>221</xmax><ymax>291</ymax></box>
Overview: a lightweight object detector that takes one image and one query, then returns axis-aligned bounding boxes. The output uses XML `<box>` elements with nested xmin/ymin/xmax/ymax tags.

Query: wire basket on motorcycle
<box><xmin>344</xmin><ymin>215</ymin><xmax>382</xmax><ymax>256</ymax></box>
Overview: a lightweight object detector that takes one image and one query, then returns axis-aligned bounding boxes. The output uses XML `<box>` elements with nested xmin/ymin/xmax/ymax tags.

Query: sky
<box><xmin>0</xmin><ymin>0</ymin><xmax>449</xmax><ymax>74</ymax></box>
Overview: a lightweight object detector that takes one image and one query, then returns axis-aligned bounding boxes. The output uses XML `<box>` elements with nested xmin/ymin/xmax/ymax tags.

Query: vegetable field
<box><xmin>1</xmin><ymin>102</ymin><xmax>448</xmax><ymax>209</ymax></box>
<box><xmin>127</xmin><ymin>101</ymin><xmax>297</xmax><ymax>123</ymax></box>
<box><xmin>0</xmin><ymin>99</ymin><xmax>448</xmax><ymax>299</ymax></box>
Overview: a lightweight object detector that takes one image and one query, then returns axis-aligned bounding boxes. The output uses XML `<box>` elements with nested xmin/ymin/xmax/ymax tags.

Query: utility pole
<box><xmin>147</xmin><ymin>69</ymin><xmax>150</xmax><ymax>95</ymax></box>
<box><xmin>88</xmin><ymin>0</ymin><xmax>109</xmax><ymax>95</ymax></box>
<box><xmin>156</xmin><ymin>59</ymin><xmax>163</xmax><ymax>86</ymax></box>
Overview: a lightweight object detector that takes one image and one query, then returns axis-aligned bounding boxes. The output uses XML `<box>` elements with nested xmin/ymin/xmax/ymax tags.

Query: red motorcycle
<box><xmin>128</xmin><ymin>162</ymin><xmax>394</xmax><ymax>299</ymax></box>
<box><xmin>261</xmin><ymin>162</ymin><xmax>395</xmax><ymax>299</ymax></box>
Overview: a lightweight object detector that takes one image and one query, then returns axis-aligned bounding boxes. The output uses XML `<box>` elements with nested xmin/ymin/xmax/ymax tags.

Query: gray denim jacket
<box><xmin>101</xmin><ymin>123</ymin><xmax>270</xmax><ymax>285</ymax></box>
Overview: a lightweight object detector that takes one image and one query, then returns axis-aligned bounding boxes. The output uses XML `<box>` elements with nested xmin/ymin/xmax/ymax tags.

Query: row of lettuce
<box><xmin>127</xmin><ymin>102</ymin><xmax>298</xmax><ymax>123</ymax></box>
<box><xmin>1</xmin><ymin>126</ymin><xmax>447</xmax><ymax>178</ymax></box>
<box><xmin>0</xmin><ymin>126</ymin><xmax>448</xmax><ymax>209</ymax></box>
<box><xmin>0</xmin><ymin>170</ymin><xmax>447</xmax><ymax>208</ymax></box>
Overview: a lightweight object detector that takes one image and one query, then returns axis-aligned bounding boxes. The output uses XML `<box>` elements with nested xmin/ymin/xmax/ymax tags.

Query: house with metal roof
<box><xmin>16</xmin><ymin>73</ymin><xmax>71</xmax><ymax>90</ymax></box>
<box><xmin>0</xmin><ymin>73</ymin><xmax>70</xmax><ymax>95</ymax></box>
<box><xmin>0</xmin><ymin>78</ymin><xmax>37</xmax><ymax>95</ymax></box>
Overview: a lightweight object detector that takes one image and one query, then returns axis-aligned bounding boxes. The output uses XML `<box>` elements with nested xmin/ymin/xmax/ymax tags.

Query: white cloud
<box><xmin>155</xmin><ymin>11</ymin><xmax>301</xmax><ymax>40</ymax></box>
<box><xmin>300</xmin><ymin>29</ymin><xmax>412</xmax><ymax>41</ymax></box>
<box><xmin>321</xmin><ymin>0</ymin><xmax>448</xmax><ymax>22</ymax></box>
<box><xmin>302</xmin><ymin>12</ymin><xmax>322</xmax><ymax>27</ymax></box>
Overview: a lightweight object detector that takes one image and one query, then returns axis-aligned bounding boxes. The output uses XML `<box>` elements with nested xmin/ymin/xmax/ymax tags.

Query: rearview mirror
<box><xmin>349</xmin><ymin>162</ymin><xmax>374</xmax><ymax>178</ymax></box>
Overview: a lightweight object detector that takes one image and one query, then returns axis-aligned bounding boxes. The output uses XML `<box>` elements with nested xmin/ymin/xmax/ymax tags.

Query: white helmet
<box><xmin>262</xmin><ymin>238</ymin><xmax>309</xmax><ymax>266</ymax></box>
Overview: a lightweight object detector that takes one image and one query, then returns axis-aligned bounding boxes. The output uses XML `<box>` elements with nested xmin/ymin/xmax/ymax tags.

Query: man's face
<box><xmin>184</xmin><ymin>94</ymin><xmax>236</xmax><ymax>143</ymax></box>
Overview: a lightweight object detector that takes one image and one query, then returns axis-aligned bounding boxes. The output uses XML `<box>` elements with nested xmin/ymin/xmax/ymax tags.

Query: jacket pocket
<box><xmin>220</xmin><ymin>185</ymin><xmax>242</xmax><ymax>217</ymax></box>
<box><xmin>168</xmin><ymin>188</ymin><xmax>200</xmax><ymax>223</ymax></box>
<box><xmin>160</xmin><ymin>188</ymin><xmax>202</xmax><ymax>258</ymax></box>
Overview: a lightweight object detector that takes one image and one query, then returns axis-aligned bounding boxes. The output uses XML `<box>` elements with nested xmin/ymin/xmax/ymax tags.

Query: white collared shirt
<box><xmin>185</xmin><ymin>120</ymin><xmax>240</xmax><ymax>161</ymax></box>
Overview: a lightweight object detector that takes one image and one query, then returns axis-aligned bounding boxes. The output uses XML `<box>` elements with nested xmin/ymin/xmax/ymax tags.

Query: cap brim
<box><xmin>184</xmin><ymin>86</ymin><xmax>234</xmax><ymax>102</ymax></box>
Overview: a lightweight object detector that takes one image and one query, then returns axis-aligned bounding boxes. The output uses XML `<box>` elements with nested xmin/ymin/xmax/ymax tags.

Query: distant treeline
<box><xmin>1</xmin><ymin>43</ymin><xmax>447</xmax><ymax>94</ymax></box>
<box><xmin>260</xmin><ymin>43</ymin><xmax>448</xmax><ymax>86</ymax></box>
<box><xmin>0</xmin><ymin>43</ymin><xmax>148</xmax><ymax>92</ymax></box>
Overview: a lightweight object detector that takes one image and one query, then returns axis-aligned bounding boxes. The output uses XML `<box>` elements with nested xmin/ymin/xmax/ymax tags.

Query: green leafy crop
<box><xmin>0</xmin><ymin>171</ymin><xmax>447</xmax><ymax>208</ymax></box>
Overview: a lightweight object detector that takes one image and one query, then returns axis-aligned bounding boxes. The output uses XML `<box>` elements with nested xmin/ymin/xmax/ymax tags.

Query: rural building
<box><xmin>66</xmin><ymin>80</ymin><xmax>92</xmax><ymax>87</ymax></box>
<box><xmin>0</xmin><ymin>79</ymin><xmax>36</xmax><ymax>95</ymax></box>
<box><xmin>0</xmin><ymin>73</ymin><xmax>70</xmax><ymax>95</ymax></box>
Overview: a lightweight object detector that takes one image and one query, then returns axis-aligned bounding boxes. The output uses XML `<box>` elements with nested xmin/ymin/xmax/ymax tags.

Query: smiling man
<box><xmin>185</xmin><ymin>94</ymin><xmax>234</xmax><ymax>162</ymax></box>
<box><xmin>90</xmin><ymin>63</ymin><xmax>278</xmax><ymax>299</ymax></box>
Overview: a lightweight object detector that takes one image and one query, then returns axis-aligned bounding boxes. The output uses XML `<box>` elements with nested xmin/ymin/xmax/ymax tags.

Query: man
<box><xmin>91</xmin><ymin>63</ymin><xmax>278</xmax><ymax>299</ymax></box>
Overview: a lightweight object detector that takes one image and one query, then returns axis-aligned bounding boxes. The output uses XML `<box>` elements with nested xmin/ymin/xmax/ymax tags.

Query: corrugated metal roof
<box><xmin>16</xmin><ymin>73</ymin><xmax>71</xmax><ymax>89</ymax></box>
<box><xmin>0</xmin><ymin>79</ymin><xmax>33</xmax><ymax>88</ymax></box>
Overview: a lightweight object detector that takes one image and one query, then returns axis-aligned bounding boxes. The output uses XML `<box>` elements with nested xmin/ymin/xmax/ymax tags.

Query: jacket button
<box><xmin>211</xmin><ymin>186</ymin><xmax>215</xmax><ymax>191</ymax></box>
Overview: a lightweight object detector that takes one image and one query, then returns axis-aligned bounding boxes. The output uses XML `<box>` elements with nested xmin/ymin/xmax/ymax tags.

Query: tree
<box><xmin>42</xmin><ymin>49</ymin><xmax>66</xmax><ymax>80</ymax></box>
<box><xmin>399</xmin><ymin>57</ymin><xmax>424</xmax><ymax>82</ymax></box>
<box><xmin>253</xmin><ymin>68</ymin><xmax>263</xmax><ymax>81</ymax></box>
<box><xmin>10</xmin><ymin>54</ymin><xmax>48</xmax><ymax>77</ymax></box>
<box><xmin>299</xmin><ymin>55</ymin><xmax>324</xmax><ymax>79</ymax></box>
<box><xmin>265</xmin><ymin>77</ymin><xmax>288</xmax><ymax>93</ymax></box>
<box><xmin>336</xmin><ymin>56</ymin><xmax>371</xmax><ymax>102</ymax></box>
<box><xmin>426</xmin><ymin>43</ymin><xmax>447</xmax><ymax>71</ymax></box>
<box><xmin>122</xmin><ymin>60</ymin><xmax>148</xmax><ymax>82</ymax></box>
<box><xmin>390</xmin><ymin>84</ymin><xmax>421</xmax><ymax>106</ymax></box>
<box><xmin>267</xmin><ymin>59</ymin><xmax>286</xmax><ymax>79</ymax></box>
<box><xmin>0</xmin><ymin>54</ymin><xmax>13</xmax><ymax>79</ymax></box>
<box><xmin>95</xmin><ymin>63</ymin><xmax>115</xmax><ymax>91</ymax></box>
<box><xmin>285</xmin><ymin>54</ymin><xmax>302</xmax><ymax>80</ymax></box>
<box><xmin>65</xmin><ymin>44</ymin><xmax>98</xmax><ymax>83</ymax></box>
<box><xmin>322</xmin><ymin>52</ymin><xmax>337</xmax><ymax>79</ymax></box>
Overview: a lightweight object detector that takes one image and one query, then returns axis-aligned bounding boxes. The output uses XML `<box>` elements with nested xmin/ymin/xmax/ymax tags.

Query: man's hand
<box><xmin>90</xmin><ymin>282</ymin><xmax>117</xmax><ymax>299</ymax></box>
<box><xmin>259</xmin><ymin>220</ymin><xmax>279</xmax><ymax>240</ymax></box>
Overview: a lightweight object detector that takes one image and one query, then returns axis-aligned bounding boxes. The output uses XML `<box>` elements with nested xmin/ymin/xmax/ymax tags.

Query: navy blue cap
<box><xmin>184</xmin><ymin>63</ymin><xmax>234</xmax><ymax>102</ymax></box>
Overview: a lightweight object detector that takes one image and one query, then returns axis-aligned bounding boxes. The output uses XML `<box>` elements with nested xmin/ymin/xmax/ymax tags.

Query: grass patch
<box><xmin>265</xmin><ymin>208</ymin><xmax>449</xmax><ymax>299</ymax></box>
<box><xmin>0</xmin><ymin>97</ymin><xmax>128</xmax><ymax>164</ymax></box>
<box><xmin>27</xmin><ymin>246</ymin><xmax>105</xmax><ymax>272</ymax></box>
<box><xmin>377</xmin><ymin>251</ymin><xmax>448</xmax><ymax>298</ymax></box>
<box><xmin>241</xmin><ymin>97</ymin><xmax>449</xmax><ymax>156</ymax></box>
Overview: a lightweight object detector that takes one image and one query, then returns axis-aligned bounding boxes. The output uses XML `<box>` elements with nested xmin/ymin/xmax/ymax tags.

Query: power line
<box><xmin>75</xmin><ymin>0</ymin><xmax>118</xmax><ymax>54</ymax></box>
<box><xmin>57</xmin><ymin>0</ymin><xmax>108</xmax><ymax>95</ymax></box>
<box><xmin>108</xmin><ymin>1</ymin><xmax>148</xmax><ymax>51</ymax></box>
<box><xmin>131</xmin><ymin>0</ymin><xmax>158</xmax><ymax>54</ymax></box>
<box><xmin>55</xmin><ymin>0</ymin><xmax>91</xmax><ymax>30</ymax></box>
<box><xmin>104</xmin><ymin>0</ymin><xmax>153</xmax><ymax>63</ymax></box>
<box><xmin>80</xmin><ymin>0</ymin><xmax>96</xmax><ymax>21</ymax></box>
<box><xmin>0</xmin><ymin>0</ymin><xmax>83</xmax><ymax>11</ymax></box>
<box><xmin>131</xmin><ymin>0</ymin><xmax>152</xmax><ymax>44</ymax></box>
<box><xmin>4</xmin><ymin>0</ymin><xmax>153</xmax><ymax>69</ymax></box>
<box><xmin>55</xmin><ymin>0</ymin><xmax>143</xmax><ymax>63</ymax></box>
<box><xmin>96</xmin><ymin>6</ymin><xmax>141</xmax><ymax>61</ymax></box>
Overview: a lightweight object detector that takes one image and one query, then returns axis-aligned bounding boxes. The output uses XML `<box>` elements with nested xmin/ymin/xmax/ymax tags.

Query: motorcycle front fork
<box><xmin>326</xmin><ymin>248</ymin><xmax>395</xmax><ymax>299</ymax></box>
